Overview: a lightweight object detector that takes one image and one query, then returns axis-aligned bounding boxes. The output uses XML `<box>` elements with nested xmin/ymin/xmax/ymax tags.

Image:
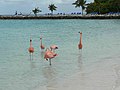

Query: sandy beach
<box><xmin>35</xmin><ymin>55</ymin><xmax>120</xmax><ymax>90</ymax></box>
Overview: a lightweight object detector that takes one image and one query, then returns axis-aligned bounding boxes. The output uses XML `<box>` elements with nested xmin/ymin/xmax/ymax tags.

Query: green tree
<box><xmin>86</xmin><ymin>2</ymin><xmax>108</xmax><ymax>14</ymax></box>
<box><xmin>109</xmin><ymin>0</ymin><xmax>120</xmax><ymax>12</ymax></box>
<box><xmin>94</xmin><ymin>0</ymin><xmax>101</xmax><ymax>14</ymax></box>
<box><xmin>48</xmin><ymin>4</ymin><xmax>57</xmax><ymax>15</ymax></box>
<box><xmin>86</xmin><ymin>3</ymin><xmax>95</xmax><ymax>14</ymax></box>
<box><xmin>86</xmin><ymin>0</ymin><xmax>120</xmax><ymax>14</ymax></box>
<box><xmin>72</xmin><ymin>0</ymin><xmax>86</xmax><ymax>15</ymax></box>
<box><xmin>32</xmin><ymin>7</ymin><xmax>41</xmax><ymax>16</ymax></box>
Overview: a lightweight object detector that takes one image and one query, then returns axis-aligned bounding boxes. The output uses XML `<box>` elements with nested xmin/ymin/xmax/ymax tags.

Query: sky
<box><xmin>0</xmin><ymin>0</ymin><xmax>94</xmax><ymax>15</ymax></box>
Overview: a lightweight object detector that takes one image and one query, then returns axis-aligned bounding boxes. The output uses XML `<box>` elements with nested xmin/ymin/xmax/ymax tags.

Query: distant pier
<box><xmin>0</xmin><ymin>15</ymin><xmax>120</xmax><ymax>19</ymax></box>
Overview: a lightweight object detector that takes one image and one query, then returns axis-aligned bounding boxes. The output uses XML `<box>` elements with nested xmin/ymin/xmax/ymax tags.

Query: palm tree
<box><xmin>48</xmin><ymin>4</ymin><xmax>57</xmax><ymax>15</ymax></box>
<box><xmin>32</xmin><ymin>7</ymin><xmax>41</xmax><ymax>16</ymax></box>
<box><xmin>72</xmin><ymin>0</ymin><xmax>86</xmax><ymax>15</ymax></box>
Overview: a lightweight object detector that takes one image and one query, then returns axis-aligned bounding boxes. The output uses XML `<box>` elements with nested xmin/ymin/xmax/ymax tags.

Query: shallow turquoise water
<box><xmin>0</xmin><ymin>19</ymin><xmax>120</xmax><ymax>90</ymax></box>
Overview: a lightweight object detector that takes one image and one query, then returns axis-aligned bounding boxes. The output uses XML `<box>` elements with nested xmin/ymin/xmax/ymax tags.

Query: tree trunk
<box><xmin>51</xmin><ymin>11</ymin><xmax>53</xmax><ymax>15</ymax></box>
<box><xmin>82</xmin><ymin>8</ymin><xmax>83</xmax><ymax>15</ymax></box>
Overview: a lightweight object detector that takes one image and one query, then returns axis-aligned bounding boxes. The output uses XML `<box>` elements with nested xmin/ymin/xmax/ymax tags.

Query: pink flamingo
<box><xmin>40</xmin><ymin>37</ymin><xmax>45</xmax><ymax>50</ymax></box>
<box><xmin>78</xmin><ymin>32</ymin><xmax>82</xmax><ymax>49</ymax></box>
<box><xmin>28</xmin><ymin>38</ymin><xmax>34</xmax><ymax>59</ymax></box>
<box><xmin>50</xmin><ymin>45</ymin><xmax>58</xmax><ymax>52</ymax></box>
<box><xmin>44</xmin><ymin>48</ymin><xmax>57</xmax><ymax>65</ymax></box>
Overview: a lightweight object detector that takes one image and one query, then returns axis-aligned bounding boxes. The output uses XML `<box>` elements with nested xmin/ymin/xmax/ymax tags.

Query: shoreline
<box><xmin>0</xmin><ymin>15</ymin><xmax>120</xmax><ymax>19</ymax></box>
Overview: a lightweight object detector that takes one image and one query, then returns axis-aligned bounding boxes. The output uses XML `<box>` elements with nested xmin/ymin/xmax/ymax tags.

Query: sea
<box><xmin>0</xmin><ymin>19</ymin><xmax>120</xmax><ymax>90</ymax></box>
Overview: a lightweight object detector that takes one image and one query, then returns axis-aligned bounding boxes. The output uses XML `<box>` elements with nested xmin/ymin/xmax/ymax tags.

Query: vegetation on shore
<box><xmin>48</xmin><ymin>4</ymin><xmax>57</xmax><ymax>15</ymax></box>
<box><xmin>72</xmin><ymin>0</ymin><xmax>86</xmax><ymax>15</ymax></box>
<box><xmin>0</xmin><ymin>0</ymin><xmax>120</xmax><ymax>18</ymax></box>
<box><xmin>72</xmin><ymin>0</ymin><xmax>120</xmax><ymax>14</ymax></box>
<box><xmin>32</xmin><ymin>7</ymin><xmax>41</xmax><ymax>16</ymax></box>
<box><xmin>86</xmin><ymin>0</ymin><xmax>120</xmax><ymax>14</ymax></box>
<box><xmin>13</xmin><ymin>0</ymin><xmax>120</xmax><ymax>16</ymax></box>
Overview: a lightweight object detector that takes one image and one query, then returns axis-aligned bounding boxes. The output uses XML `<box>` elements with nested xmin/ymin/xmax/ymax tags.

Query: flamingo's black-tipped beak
<box><xmin>78</xmin><ymin>32</ymin><xmax>82</xmax><ymax>34</ymax></box>
<box><xmin>55</xmin><ymin>47</ymin><xmax>58</xmax><ymax>49</ymax></box>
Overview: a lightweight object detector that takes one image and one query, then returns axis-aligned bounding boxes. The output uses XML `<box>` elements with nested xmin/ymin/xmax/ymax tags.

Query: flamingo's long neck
<box><xmin>40</xmin><ymin>38</ymin><xmax>43</xmax><ymax>46</ymax></box>
<box><xmin>80</xmin><ymin>33</ymin><xmax>82</xmax><ymax>44</ymax></box>
<box><xmin>30</xmin><ymin>39</ymin><xmax>32</xmax><ymax>47</ymax></box>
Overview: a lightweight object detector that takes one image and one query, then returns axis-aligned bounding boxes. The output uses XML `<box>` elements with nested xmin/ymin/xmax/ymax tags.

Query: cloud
<box><xmin>31</xmin><ymin>0</ymin><xmax>62</xmax><ymax>5</ymax></box>
<box><xmin>3</xmin><ymin>0</ymin><xmax>24</xmax><ymax>2</ymax></box>
<box><xmin>1</xmin><ymin>0</ymin><xmax>62</xmax><ymax>5</ymax></box>
<box><xmin>25</xmin><ymin>0</ymin><xmax>74</xmax><ymax>4</ymax></box>
<box><xmin>3</xmin><ymin>0</ymin><xmax>24</xmax><ymax>1</ymax></box>
<box><xmin>0</xmin><ymin>0</ymin><xmax>27</xmax><ymax>4</ymax></box>
<box><xmin>0</xmin><ymin>0</ymin><xmax>93</xmax><ymax>15</ymax></box>
<box><xmin>1</xmin><ymin>0</ymin><xmax>93</xmax><ymax>4</ymax></box>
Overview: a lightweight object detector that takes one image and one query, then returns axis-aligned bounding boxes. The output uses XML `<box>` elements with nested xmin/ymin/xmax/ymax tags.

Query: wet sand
<box><xmin>36</xmin><ymin>55</ymin><xmax>120</xmax><ymax>90</ymax></box>
<box><xmin>56</xmin><ymin>56</ymin><xmax>120</xmax><ymax>90</ymax></box>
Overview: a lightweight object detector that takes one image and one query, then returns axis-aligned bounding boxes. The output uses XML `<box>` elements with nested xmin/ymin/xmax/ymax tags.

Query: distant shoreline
<box><xmin>0</xmin><ymin>15</ymin><xmax>120</xmax><ymax>19</ymax></box>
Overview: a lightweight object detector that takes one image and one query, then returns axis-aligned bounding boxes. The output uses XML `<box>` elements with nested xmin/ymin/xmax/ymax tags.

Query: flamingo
<box><xmin>78</xmin><ymin>32</ymin><xmax>82</xmax><ymax>49</ymax></box>
<box><xmin>50</xmin><ymin>45</ymin><xmax>58</xmax><ymax>52</ymax></box>
<box><xmin>28</xmin><ymin>38</ymin><xmax>34</xmax><ymax>59</ymax></box>
<box><xmin>40</xmin><ymin>37</ymin><xmax>45</xmax><ymax>50</ymax></box>
<box><xmin>44</xmin><ymin>48</ymin><xmax>57</xmax><ymax>65</ymax></box>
